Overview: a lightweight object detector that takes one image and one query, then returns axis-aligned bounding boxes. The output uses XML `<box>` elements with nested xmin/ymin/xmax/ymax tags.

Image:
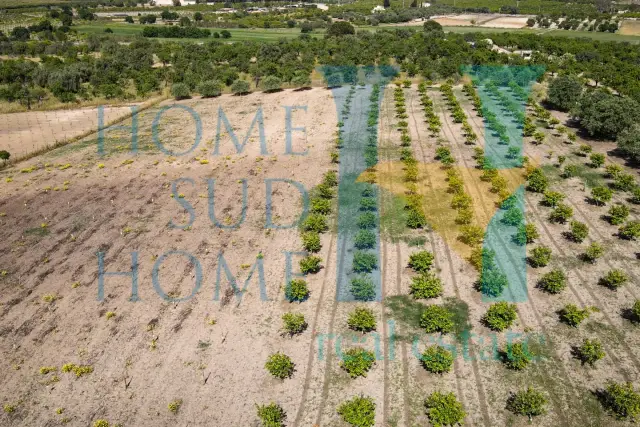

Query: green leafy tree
<box><xmin>574</xmin><ymin>90</ymin><xmax>640</xmax><ymax>139</ymax></box>
<box><xmin>513</xmin><ymin>223</ymin><xmax>538</xmax><ymax>245</ymax></box>
<box><xmin>549</xmin><ymin>203</ymin><xmax>573</xmax><ymax>224</ymax></box>
<box><xmin>583</xmin><ymin>242</ymin><xmax>604</xmax><ymax>263</ymax></box>
<box><xmin>420</xmin><ymin>345</ymin><xmax>454</xmax><ymax>374</ymax></box>
<box><xmin>608</xmin><ymin>204</ymin><xmax>630</xmax><ymax>225</ymax></box>
<box><xmin>197</xmin><ymin>80</ymin><xmax>222</xmax><ymax>98</ymax></box>
<box><xmin>326</xmin><ymin>21</ymin><xmax>355</xmax><ymax>37</ymax></box>
<box><xmin>526</xmin><ymin>168</ymin><xmax>548</xmax><ymax>193</ymax></box>
<box><xmin>171</xmin><ymin>82</ymin><xmax>190</xmax><ymax>100</ymax></box>
<box><xmin>424</xmin><ymin>392</ymin><xmax>466</xmax><ymax>426</ymax></box>
<box><xmin>600</xmin><ymin>269</ymin><xmax>628</xmax><ymax>290</ymax></box>
<box><xmin>575</xmin><ymin>338</ymin><xmax>605</xmax><ymax>366</ymax></box>
<box><xmin>350</xmin><ymin>276</ymin><xmax>376</xmax><ymax>301</ymax></box>
<box><xmin>281</xmin><ymin>312</ymin><xmax>307</xmax><ymax>336</ymax></box>
<box><xmin>354</xmin><ymin>230</ymin><xmax>376</xmax><ymax>250</ymax></box>
<box><xmin>619</xmin><ymin>221</ymin><xmax>640</xmax><ymax>240</ymax></box>
<box><xmin>591</xmin><ymin>186</ymin><xmax>613</xmax><ymax>205</ymax></box>
<box><xmin>300</xmin><ymin>255</ymin><xmax>322</xmax><ymax>274</ymax></box>
<box><xmin>231</xmin><ymin>79</ymin><xmax>250</xmax><ymax>95</ymax></box>
<box><xmin>547</xmin><ymin>74</ymin><xmax>583</xmax><ymax>111</ymax></box>
<box><xmin>568</xmin><ymin>220</ymin><xmax>589</xmax><ymax>242</ymax></box>
<box><xmin>560</xmin><ymin>304</ymin><xmax>590</xmax><ymax>327</ymax></box>
<box><xmin>285</xmin><ymin>279</ymin><xmax>309</xmax><ymax>302</ymax></box>
<box><xmin>265</xmin><ymin>352</ymin><xmax>295</xmax><ymax>379</ymax></box>
<box><xmin>613</xmin><ymin>173</ymin><xmax>637</xmax><ymax>192</ymax></box>
<box><xmin>600</xmin><ymin>382</ymin><xmax>640</xmax><ymax>421</ymax></box>
<box><xmin>408</xmin><ymin>251</ymin><xmax>434</xmax><ymax>272</ymax></box>
<box><xmin>538</xmin><ymin>269</ymin><xmax>567</xmax><ymax>294</ymax></box>
<box><xmin>410</xmin><ymin>272</ymin><xmax>443</xmax><ymax>299</ymax></box>
<box><xmin>256</xmin><ymin>402</ymin><xmax>286</xmax><ymax>427</ymax></box>
<box><xmin>507</xmin><ymin>388</ymin><xmax>547</xmax><ymax>421</ymax></box>
<box><xmin>542</xmin><ymin>191</ymin><xmax>565</xmax><ymax>207</ymax></box>
<box><xmin>503</xmin><ymin>342</ymin><xmax>532</xmax><ymax>370</ymax></box>
<box><xmin>262</xmin><ymin>75</ymin><xmax>282</xmax><ymax>93</ymax></box>
<box><xmin>353</xmin><ymin>251</ymin><xmax>377</xmax><ymax>273</ymax></box>
<box><xmin>529</xmin><ymin>246</ymin><xmax>552</xmax><ymax>267</ymax></box>
<box><xmin>617</xmin><ymin>124</ymin><xmax>640</xmax><ymax>161</ymax></box>
<box><xmin>302</xmin><ymin>232</ymin><xmax>321</xmax><ymax>253</ymax></box>
<box><xmin>0</xmin><ymin>150</ymin><xmax>10</xmax><ymax>165</ymax></box>
<box><xmin>337</xmin><ymin>395</ymin><xmax>375</xmax><ymax>427</ymax></box>
<box><xmin>420</xmin><ymin>305</ymin><xmax>454</xmax><ymax>334</ymax></box>
<box><xmin>590</xmin><ymin>153</ymin><xmax>605</xmax><ymax>168</ymax></box>
<box><xmin>340</xmin><ymin>348</ymin><xmax>375</xmax><ymax>378</ymax></box>
<box><xmin>347</xmin><ymin>307</ymin><xmax>376</xmax><ymax>333</ymax></box>
<box><xmin>484</xmin><ymin>302</ymin><xmax>518</xmax><ymax>331</ymax></box>
<box><xmin>302</xmin><ymin>213</ymin><xmax>328</xmax><ymax>233</ymax></box>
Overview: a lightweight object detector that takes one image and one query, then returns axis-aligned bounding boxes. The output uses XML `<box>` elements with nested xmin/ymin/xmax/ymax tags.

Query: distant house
<box><xmin>372</xmin><ymin>5</ymin><xmax>385</xmax><ymax>13</ymax></box>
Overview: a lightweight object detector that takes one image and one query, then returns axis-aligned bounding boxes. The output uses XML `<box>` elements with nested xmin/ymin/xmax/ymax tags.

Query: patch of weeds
<box><xmin>39</xmin><ymin>366</ymin><xmax>56</xmax><ymax>374</ymax></box>
<box><xmin>42</xmin><ymin>294</ymin><xmax>58</xmax><ymax>303</ymax></box>
<box><xmin>168</xmin><ymin>399</ymin><xmax>183</xmax><ymax>414</ymax></box>
<box><xmin>62</xmin><ymin>363</ymin><xmax>93</xmax><ymax>377</ymax></box>
<box><xmin>25</xmin><ymin>226</ymin><xmax>49</xmax><ymax>237</ymax></box>
<box><xmin>384</xmin><ymin>295</ymin><xmax>424</xmax><ymax>331</ymax></box>
<box><xmin>105</xmin><ymin>311</ymin><xmax>116</xmax><ymax>320</ymax></box>
<box><xmin>404</xmin><ymin>236</ymin><xmax>426</xmax><ymax>247</ymax></box>
<box><xmin>442</xmin><ymin>298</ymin><xmax>471</xmax><ymax>342</ymax></box>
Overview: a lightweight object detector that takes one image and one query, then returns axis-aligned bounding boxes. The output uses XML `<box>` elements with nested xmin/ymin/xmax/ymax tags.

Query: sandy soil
<box><xmin>0</xmin><ymin>105</ymin><xmax>142</xmax><ymax>160</ymax></box>
<box><xmin>0</xmin><ymin>83</ymin><xmax>639</xmax><ymax>427</ymax></box>
<box><xmin>619</xmin><ymin>19</ymin><xmax>640</xmax><ymax>36</ymax></box>
<box><xmin>480</xmin><ymin>16</ymin><xmax>531</xmax><ymax>29</ymax></box>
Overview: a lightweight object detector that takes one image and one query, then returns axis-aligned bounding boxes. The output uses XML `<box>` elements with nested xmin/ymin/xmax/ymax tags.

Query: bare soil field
<box><xmin>430</xmin><ymin>14</ymin><xmax>533</xmax><ymax>29</ymax></box>
<box><xmin>619</xmin><ymin>19</ymin><xmax>640</xmax><ymax>36</ymax></box>
<box><xmin>0</xmin><ymin>105</ymin><xmax>143</xmax><ymax>161</ymax></box>
<box><xmin>0</xmin><ymin>83</ymin><xmax>639</xmax><ymax>427</ymax></box>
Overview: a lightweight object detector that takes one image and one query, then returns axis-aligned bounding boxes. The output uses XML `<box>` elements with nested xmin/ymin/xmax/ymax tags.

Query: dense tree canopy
<box><xmin>547</xmin><ymin>74</ymin><xmax>583</xmax><ymax>111</ymax></box>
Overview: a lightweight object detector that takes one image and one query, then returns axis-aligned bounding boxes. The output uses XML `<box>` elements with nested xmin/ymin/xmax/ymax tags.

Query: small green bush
<box><xmin>347</xmin><ymin>307</ymin><xmax>377</xmax><ymax>333</ymax></box>
<box><xmin>631</xmin><ymin>187</ymin><xmax>640</xmax><ymax>204</ymax></box>
<box><xmin>484</xmin><ymin>302</ymin><xmax>518</xmax><ymax>331</ymax></box>
<box><xmin>301</xmin><ymin>213</ymin><xmax>328</xmax><ymax>233</ymax></box>
<box><xmin>600</xmin><ymin>382</ymin><xmax>640</xmax><ymax>421</ymax></box>
<box><xmin>350</xmin><ymin>276</ymin><xmax>376</xmax><ymax>301</ymax></box>
<box><xmin>352</xmin><ymin>251</ymin><xmax>378</xmax><ymax>273</ymax></box>
<box><xmin>568</xmin><ymin>220</ymin><xmax>588</xmax><ymax>242</ymax></box>
<box><xmin>337</xmin><ymin>395</ymin><xmax>375</xmax><ymax>427</ymax></box>
<box><xmin>619</xmin><ymin>221</ymin><xmax>640</xmax><ymax>240</ymax></box>
<box><xmin>583</xmin><ymin>242</ymin><xmax>604</xmax><ymax>263</ymax></box>
<box><xmin>354</xmin><ymin>230</ymin><xmax>376</xmax><ymax>250</ymax></box>
<box><xmin>526</xmin><ymin>168</ymin><xmax>548</xmax><ymax>193</ymax></box>
<box><xmin>265</xmin><ymin>352</ymin><xmax>295</xmax><ymax>379</ymax></box>
<box><xmin>549</xmin><ymin>203</ymin><xmax>573</xmax><ymax>224</ymax></box>
<box><xmin>590</xmin><ymin>153</ymin><xmax>605</xmax><ymax>168</ymax></box>
<box><xmin>410</xmin><ymin>272</ymin><xmax>443</xmax><ymax>299</ymax></box>
<box><xmin>262</xmin><ymin>75</ymin><xmax>282</xmax><ymax>92</ymax></box>
<box><xmin>513</xmin><ymin>223</ymin><xmax>538</xmax><ymax>245</ymax></box>
<box><xmin>282</xmin><ymin>312</ymin><xmax>307</xmax><ymax>336</ymax></box>
<box><xmin>600</xmin><ymin>269</ymin><xmax>628</xmax><ymax>290</ymax></box>
<box><xmin>300</xmin><ymin>255</ymin><xmax>322</xmax><ymax>274</ymax></box>
<box><xmin>420</xmin><ymin>305</ymin><xmax>454</xmax><ymax>334</ymax></box>
<box><xmin>479</xmin><ymin>268</ymin><xmax>508</xmax><ymax>298</ymax></box>
<box><xmin>538</xmin><ymin>269</ymin><xmax>566</xmax><ymax>294</ymax></box>
<box><xmin>542</xmin><ymin>191</ymin><xmax>565</xmax><ymax>207</ymax></box>
<box><xmin>608</xmin><ymin>204</ymin><xmax>630</xmax><ymax>225</ymax></box>
<box><xmin>310</xmin><ymin>197</ymin><xmax>331</xmax><ymax>215</ymax></box>
<box><xmin>231</xmin><ymin>79</ymin><xmax>251</xmax><ymax>95</ymax></box>
<box><xmin>632</xmin><ymin>300</ymin><xmax>640</xmax><ymax>322</ymax></box>
<box><xmin>529</xmin><ymin>246</ymin><xmax>552</xmax><ymax>267</ymax></box>
<box><xmin>315</xmin><ymin>183</ymin><xmax>334</xmax><ymax>199</ymax></box>
<box><xmin>559</xmin><ymin>304</ymin><xmax>590</xmax><ymax>327</ymax></box>
<box><xmin>357</xmin><ymin>212</ymin><xmax>377</xmax><ymax>229</ymax></box>
<box><xmin>406</xmin><ymin>208</ymin><xmax>427</xmax><ymax>229</ymax></box>
<box><xmin>591</xmin><ymin>186</ymin><xmax>613</xmax><ymax>206</ymax></box>
<box><xmin>340</xmin><ymin>348</ymin><xmax>375</xmax><ymax>378</ymax></box>
<box><xmin>424</xmin><ymin>392</ymin><xmax>466</xmax><ymax>427</ymax></box>
<box><xmin>171</xmin><ymin>83</ymin><xmax>190</xmax><ymax>100</ymax></box>
<box><xmin>420</xmin><ymin>345</ymin><xmax>454</xmax><ymax>373</ymax></box>
<box><xmin>408</xmin><ymin>250</ymin><xmax>434</xmax><ymax>272</ymax></box>
<box><xmin>612</xmin><ymin>173</ymin><xmax>637</xmax><ymax>192</ymax></box>
<box><xmin>285</xmin><ymin>279</ymin><xmax>309</xmax><ymax>302</ymax></box>
<box><xmin>503</xmin><ymin>342</ymin><xmax>532</xmax><ymax>370</ymax></box>
<box><xmin>575</xmin><ymin>338</ymin><xmax>605</xmax><ymax>366</ymax></box>
<box><xmin>197</xmin><ymin>80</ymin><xmax>222</xmax><ymax>98</ymax></box>
<box><xmin>302</xmin><ymin>232</ymin><xmax>321</xmax><ymax>253</ymax></box>
<box><xmin>562</xmin><ymin>164</ymin><xmax>578</xmax><ymax>178</ymax></box>
<box><xmin>256</xmin><ymin>402</ymin><xmax>286</xmax><ymax>427</ymax></box>
<box><xmin>507</xmin><ymin>387</ymin><xmax>547</xmax><ymax>420</ymax></box>
<box><xmin>502</xmin><ymin>207</ymin><xmax>524</xmax><ymax>226</ymax></box>
<box><xmin>359</xmin><ymin>197</ymin><xmax>377</xmax><ymax>211</ymax></box>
